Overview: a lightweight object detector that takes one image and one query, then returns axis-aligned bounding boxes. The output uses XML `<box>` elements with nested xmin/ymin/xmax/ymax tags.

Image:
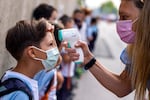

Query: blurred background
<box><xmin>0</xmin><ymin>0</ymin><xmax>135</xmax><ymax>100</ymax></box>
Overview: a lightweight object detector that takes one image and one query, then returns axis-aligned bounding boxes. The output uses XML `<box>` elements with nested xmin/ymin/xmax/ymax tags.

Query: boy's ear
<box><xmin>27</xmin><ymin>46</ymin><xmax>47</xmax><ymax>60</ymax></box>
<box><xmin>27</xmin><ymin>46</ymin><xmax>36</xmax><ymax>59</ymax></box>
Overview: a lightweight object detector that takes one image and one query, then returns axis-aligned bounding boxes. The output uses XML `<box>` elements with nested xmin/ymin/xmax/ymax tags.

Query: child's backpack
<box><xmin>0</xmin><ymin>78</ymin><xmax>33</xmax><ymax>100</ymax></box>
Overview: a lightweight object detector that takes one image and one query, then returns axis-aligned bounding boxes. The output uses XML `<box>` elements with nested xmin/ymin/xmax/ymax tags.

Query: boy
<box><xmin>0</xmin><ymin>19</ymin><xmax>61</xmax><ymax>100</ymax></box>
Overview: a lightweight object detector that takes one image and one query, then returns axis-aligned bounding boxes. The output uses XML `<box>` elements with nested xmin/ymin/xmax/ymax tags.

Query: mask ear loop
<box><xmin>34</xmin><ymin>57</ymin><xmax>44</xmax><ymax>61</ymax></box>
<box><xmin>31</xmin><ymin>46</ymin><xmax>47</xmax><ymax>61</ymax></box>
<box><xmin>132</xmin><ymin>18</ymin><xmax>138</xmax><ymax>24</ymax></box>
<box><xmin>32</xmin><ymin>46</ymin><xmax>46</xmax><ymax>53</ymax></box>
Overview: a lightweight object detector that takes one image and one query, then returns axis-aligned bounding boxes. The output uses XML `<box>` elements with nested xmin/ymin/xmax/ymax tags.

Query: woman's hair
<box><xmin>134</xmin><ymin>0</ymin><xmax>144</xmax><ymax>9</ymax></box>
<box><xmin>131</xmin><ymin>0</ymin><xmax>150</xmax><ymax>99</ymax></box>
<box><xmin>127</xmin><ymin>0</ymin><xmax>144</xmax><ymax>58</ymax></box>
<box><xmin>6</xmin><ymin>19</ymin><xmax>48</xmax><ymax>60</ymax></box>
<box><xmin>126</xmin><ymin>0</ymin><xmax>144</xmax><ymax>58</ymax></box>
<box><xmin>32</xmin><ymin>3</ymin><xmax>56</xmax><ymax>20</ymax></box>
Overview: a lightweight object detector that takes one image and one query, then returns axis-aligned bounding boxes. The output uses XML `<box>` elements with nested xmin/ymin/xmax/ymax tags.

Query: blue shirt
<box><xmin>0</xmin><ymin>69</ymin><xmax>56</xmax><ymax>100</ymax></box>
<box><xmin>87</xmin><ymin>25</ymin><xmax>98</xmax><ymax>38</ymax></box>
<box><xmin>34</xmin><ymin>69</ymin><xmax>57</xmax><ymax>100</ymax></box>
<box><xmin>120</xmin><ymin>48</ymin><xmax>150</xmax><ymax>90</ymax></box>
<box><xmin>0</xmin><ymin>70</ymin><xmax>39</xmax><ymax>100</ymax></box>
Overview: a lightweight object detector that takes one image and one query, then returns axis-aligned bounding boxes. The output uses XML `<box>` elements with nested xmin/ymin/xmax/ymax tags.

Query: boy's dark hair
<box><xmin>73</xmin><ymin>9</ymin><xmax>83</xmax><ymax>15</ymax></box>
<box><xmin>32</xmin><ymin>4</ymin><xmax>61</xmax><ymax>47</ymax></box>
<box><xmin>91</xmin><ymin>17</ymin><xmax>97</xmax><ymax>24</ymax></box>
<box><xmin>59</xmin><ymin>14</ymin><xmax>72</xmax><ymax>26</ymax></box>
<box><xmin>81</xmin><ymin>8</ymin><xmax>92</xmax><ymax>16</ymax></box>
<box><xmin>32</xmin><ymin>3</ymin><xmax>56</xmax><ymax>20</ymax></box>
<box><xmin>6</xmin><ymin>19</ymin><xmax>48</xmax><ymax>60</ymax></box>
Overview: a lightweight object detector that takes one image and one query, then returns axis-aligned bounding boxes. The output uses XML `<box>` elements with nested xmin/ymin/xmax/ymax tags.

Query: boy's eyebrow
<box><xmin>48</xmin><ymin>40</ymin><xmax>53</xmax><ymax>43</ymax></box>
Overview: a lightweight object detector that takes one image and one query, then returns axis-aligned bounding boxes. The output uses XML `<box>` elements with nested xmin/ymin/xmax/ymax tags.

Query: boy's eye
<box><xmin>49</xmin><ymin>42</ymin><xmax>53</xmax><ymax>46</ymax></box>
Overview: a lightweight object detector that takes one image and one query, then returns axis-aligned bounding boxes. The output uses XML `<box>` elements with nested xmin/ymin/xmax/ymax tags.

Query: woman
<box><xmin>66</xmin><ymin>0</ymin><xmax>147</xmax><ymax>99</ymax></box>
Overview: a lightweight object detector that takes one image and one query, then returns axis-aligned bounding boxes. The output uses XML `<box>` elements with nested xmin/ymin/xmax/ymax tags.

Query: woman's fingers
<box><xmin>65</xmin><ymin>48</ymin><xmax>80</xmax><ymax>61</ymax></box>
<box><xmin>75</xmin><ymin>40</ymin><xmax>89</xmax><ymax>51</ymax></box>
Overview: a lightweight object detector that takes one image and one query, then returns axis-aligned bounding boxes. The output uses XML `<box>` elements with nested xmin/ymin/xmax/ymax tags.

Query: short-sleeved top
<box><xmin>0</xmin><ymin>70</ymin><xmax>39</xmax><ymax>100</ymax></box>
<box><xmin>87</xmin><ymin>25</ymin><xmax>98</xmax><ymax>38</ymax></box>
<box><xmin>60</xmin><ymin>62</ymin><xmax>75</xmax><ymax>77</ymax></box>
<box><xmin>34</xmin><ymin>69</ymin><xmax>57</xmax><ymax>100</ymax></box>
<box><xmin>74</xmin><ymin>22</ymin><xmax>88</xmax><ymax>42</ymax></box>
<box><xmin>120</xmin><ymin>48</ymin><xmax>150</xmax><ymax>90</ymax></box>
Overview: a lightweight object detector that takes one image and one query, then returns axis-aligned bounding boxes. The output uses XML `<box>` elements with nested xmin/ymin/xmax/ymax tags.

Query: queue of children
<box><xmin>0</xmin><ymin>3</ymin><xmax>99</xmax><ymax>100</ymax></box>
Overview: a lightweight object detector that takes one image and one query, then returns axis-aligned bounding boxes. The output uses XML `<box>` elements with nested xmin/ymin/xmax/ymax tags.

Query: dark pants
<box><xmin>88</xmin><ymin>32</ymin><xmax>97</xmax><ymax>52</ymax></box>
<box><xmin>88</xmin><ymin>41</ymin><xmax>95</xmax><ymax>52</ymax></box>
<box><xmin>57</xmin><ymin>77</ymin><xmax>73</xmax><ymax>100</ymax></box>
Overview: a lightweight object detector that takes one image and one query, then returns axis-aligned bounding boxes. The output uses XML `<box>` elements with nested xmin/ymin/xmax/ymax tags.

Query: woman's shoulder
<box><xmin>120</xmin><ymin>48</ymin><xmax>132</xmax><ymax>65</ymax></box>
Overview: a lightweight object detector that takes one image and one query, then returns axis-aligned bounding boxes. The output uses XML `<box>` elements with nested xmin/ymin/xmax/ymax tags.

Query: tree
<box><xmin>100</xmin><ymin>1</ymin><xmax>117</xmax><ymax>15</ymax></box>
<box><xmin>77</xmin><ymin>0</ymin><xmax>85</xmax><ymax>7</ymax></box>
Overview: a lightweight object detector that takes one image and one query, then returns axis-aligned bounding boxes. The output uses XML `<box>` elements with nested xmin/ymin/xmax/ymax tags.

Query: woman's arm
<box><xmin>89</xmin><ymin>60</ymin><xmax>132</xmax><ymax>97</ymax></box>
<box><xmin>66</xmin><ymin>41</ymin><xmax>133</xmax><ymax>97</ymax></box>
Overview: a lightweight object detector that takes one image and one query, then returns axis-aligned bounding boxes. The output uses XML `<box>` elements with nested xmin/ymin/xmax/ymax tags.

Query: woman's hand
<box><xmin>65</xmin><ymin>40</ymin><xmax>94</xmax><ymax>65</ymax></box>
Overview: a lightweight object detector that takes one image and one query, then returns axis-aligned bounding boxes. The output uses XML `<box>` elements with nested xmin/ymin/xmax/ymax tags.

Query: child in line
<box><xmin>57</xmin><ymin>15</ymin><xmax>76</xmax><ymax>100</ymax></box>
<box><xmin>0</xmin><ymin>19</ymin><xmax>62</xmax><ymax>100</ymax></box>
<box><xmin>32</xmin><ymin>4</ymin><xmax>64</xmax><ymax>100</ymax></box>
<box><xmin>87</xmin><ymin>17</ymin><xmax>98</xmax><ymax>52</ymax></box>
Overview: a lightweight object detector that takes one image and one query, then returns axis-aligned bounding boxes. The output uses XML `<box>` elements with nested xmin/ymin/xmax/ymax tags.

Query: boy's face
<box><xmin>65</xmin><ymin>20</ymin><xmax>74</xmax><ymax>29</ymax></box>
<box><xmin>74</xmin><ymin>12</ymin><xmax>84</xmax><ymax>22</ymax></box>
<box><xmin>49</xmin><ymin>10</ymin><xmax>58</xmax><ymax>24</ymax></box>
<box><xmin>32</xmin><ymin>22</ymin><xmax>62</xmax><ymax>67</ymax></box>
<box><xmin>40</xmin><ymin>31</ymin><xmax>56</xmax><ymax>51</ymax></box>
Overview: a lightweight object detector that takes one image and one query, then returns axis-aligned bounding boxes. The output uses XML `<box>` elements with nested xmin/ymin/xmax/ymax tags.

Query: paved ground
<box><xmin>73</xmin><ymin>21</ymin><xmax>135</xmax><ymax>100</ymax></box>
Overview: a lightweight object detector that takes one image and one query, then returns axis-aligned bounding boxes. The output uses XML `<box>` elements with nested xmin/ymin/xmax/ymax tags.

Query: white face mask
<box><xmin>33</xmin><ymin>46</ymin><xmax>60</xmax><ymax>71</ymax></box>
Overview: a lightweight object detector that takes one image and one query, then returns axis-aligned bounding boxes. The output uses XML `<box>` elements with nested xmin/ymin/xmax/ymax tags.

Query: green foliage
<box><xmin>77</xmin><ymin>0</ymin><xmax>85</xmax><ymax>6</ymax></box>
<box><xmin>100</xmin><ymin>1</ymin><xmax>117</xmax><ymax>14</ymax></box>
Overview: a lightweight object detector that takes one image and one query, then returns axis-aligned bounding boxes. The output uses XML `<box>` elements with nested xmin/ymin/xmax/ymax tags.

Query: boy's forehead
<box><xmin>39</xmin><ymin>32</ymin><xmax>56</xmax><ymax>48</ymax></box>
<box><xmin>45</xmin><ymin>32</ymin><xmax>53</xmax><ymax>41</ymax></box>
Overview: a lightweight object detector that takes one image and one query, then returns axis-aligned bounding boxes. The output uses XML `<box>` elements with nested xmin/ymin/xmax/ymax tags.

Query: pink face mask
<box><xmin>116</xmin><ymin>19</ymin><xmax>137</xmax><ymax>44</ymax></box>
